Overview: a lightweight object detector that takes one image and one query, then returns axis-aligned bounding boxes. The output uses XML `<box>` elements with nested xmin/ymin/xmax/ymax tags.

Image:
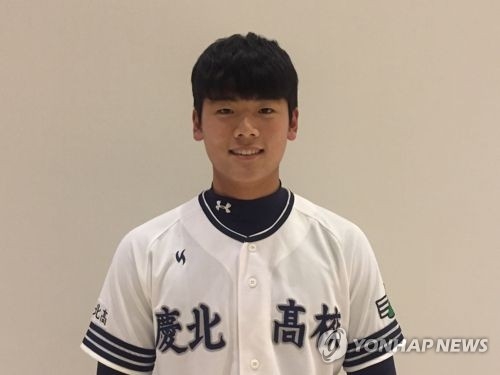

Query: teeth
<box><xmin>232</xmin><ymin>149</ymin><xmax>261</xmax><ymax>156</ymax></box>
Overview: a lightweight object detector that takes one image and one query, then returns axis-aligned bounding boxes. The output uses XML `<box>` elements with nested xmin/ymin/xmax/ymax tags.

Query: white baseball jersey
<box><xmin>81</xmin><ymin>189</ymin><xmax>403</xmax><ymax>374</ymax></box>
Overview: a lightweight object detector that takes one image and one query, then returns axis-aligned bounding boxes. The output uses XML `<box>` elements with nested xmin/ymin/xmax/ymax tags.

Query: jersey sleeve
<box><xmin>81</xmin><ymin>231</ymin><xmax>156</xmax><ymax>375</ymax></box>
<box><xmin>342</xmin><ymin>226</ymin><xmax>404</xmax><ymax>373</ymax></box>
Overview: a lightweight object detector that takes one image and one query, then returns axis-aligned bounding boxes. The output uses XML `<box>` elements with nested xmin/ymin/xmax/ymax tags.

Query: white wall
<box><xmin>1</xmin><ymin>1</ymin><xmax>499</xmax><ymax>373</ymax></box>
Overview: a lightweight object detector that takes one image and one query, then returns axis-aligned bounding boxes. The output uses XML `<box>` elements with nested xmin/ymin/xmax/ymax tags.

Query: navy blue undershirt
<box><xmin>198</xmin><ymin>185</ymin><xmax>293</xmax><ymax>242</ymax></box>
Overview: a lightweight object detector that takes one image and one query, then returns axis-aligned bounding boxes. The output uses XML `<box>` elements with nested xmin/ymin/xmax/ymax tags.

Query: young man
<box><xmin>81</xmin><ymin>32</ymin><xmax>403</xmax><ymax>375</ymax></box>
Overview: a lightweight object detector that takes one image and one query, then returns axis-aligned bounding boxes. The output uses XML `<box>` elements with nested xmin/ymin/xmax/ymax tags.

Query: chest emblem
<box><xmin>215</xmin><ymin>200</ymin><xmax>232</xmax><ymax>213</ymax></box>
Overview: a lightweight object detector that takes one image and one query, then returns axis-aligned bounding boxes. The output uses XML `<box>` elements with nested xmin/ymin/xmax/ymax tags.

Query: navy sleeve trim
<box><xmin>82</xmin><ymin>322</ymin><xmax>156</xmax><ymax>373</ymax></box>
<box><xmin>344</xmin><ymin>320</ymin><xmax>403</xmax><ymax>369</ymax></box>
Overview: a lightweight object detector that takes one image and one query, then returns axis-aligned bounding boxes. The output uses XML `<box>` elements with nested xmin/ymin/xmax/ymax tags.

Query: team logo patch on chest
<box><xmin>154</xmin><ymin>299</ymin><xmax>345</xmax><ymax>362</ymax></box>
<box><xmin>273</xmin><ymin>299</ymin><xmax>343</xmax><ymax>350</ymax></box>
<box><xmin>155</xmin><ymin>303</ymin><xmax>226</xmax><ymax>353</ymax></box>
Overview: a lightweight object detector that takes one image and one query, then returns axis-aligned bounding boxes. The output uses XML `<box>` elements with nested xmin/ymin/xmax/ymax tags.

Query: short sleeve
<box><xmin>81</xmin><ymin>231</ymin><xmax>156</xmax><ymax>375</ymax></box>
<box><xmin>342</xmin><ymin>226</ymin><xmax>404</xmax><ymax>373</ymax></box>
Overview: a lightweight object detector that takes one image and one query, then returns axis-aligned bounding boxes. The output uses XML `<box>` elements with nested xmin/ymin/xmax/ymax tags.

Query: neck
<box><xmin>211</xmin><ymin>176</ymin><xmax>281</xmax><ymax>200</ymax></box>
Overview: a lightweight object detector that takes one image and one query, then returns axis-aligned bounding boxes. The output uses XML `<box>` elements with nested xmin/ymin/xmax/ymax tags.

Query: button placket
<box><xmin>247</xmin><ymin>243</ymin><xmax>258</xmax><ymax>288</ymax></box>
<box><xmin>250</xmin><ymin>358</ymin><xmax>260</xmax><ymax>370</ymax></box>
<box><xmin>238</xmin><ymin>241</ymin><xmax>267</xmax><ymax>374</ymax></box>
<box><xmin>248</xmin><ymin>277</ymin><xmax>258</xmax><ymax>288</ymax></box>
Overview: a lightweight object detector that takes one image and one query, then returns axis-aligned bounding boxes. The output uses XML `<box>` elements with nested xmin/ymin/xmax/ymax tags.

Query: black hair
<box><xmin>191</xmin><ymin>32</ymin><xmax>298</xmax><ymax>121</ymax></box>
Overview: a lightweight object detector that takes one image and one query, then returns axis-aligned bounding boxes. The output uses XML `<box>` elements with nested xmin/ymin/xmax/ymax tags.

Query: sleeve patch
<box><xmin>375</xmin><ymin>295</ymin><xmax>395</xmax><ymax>319</ymax></box>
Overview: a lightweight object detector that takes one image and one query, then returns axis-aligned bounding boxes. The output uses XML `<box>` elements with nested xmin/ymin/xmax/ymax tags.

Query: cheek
<box><xmin>269</xmin><ymin>126</ymin><xmax>292</xmax><ymax>144</ymax></box>
<box><xmin>204</xmin><ymin>132</ymin><xmax>230</xmax><ymax>155</ymax></box>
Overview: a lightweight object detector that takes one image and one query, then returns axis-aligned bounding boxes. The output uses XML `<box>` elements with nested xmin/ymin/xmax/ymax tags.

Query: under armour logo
<box><xmin>176</xmin><ymin>249</ymin><xmax>186</xmax><ymax>265</ymax></box>
<box><xmin>215</xmin><ymin>200</ymin><xmax>231</xmax><ymax>213</ymax></box>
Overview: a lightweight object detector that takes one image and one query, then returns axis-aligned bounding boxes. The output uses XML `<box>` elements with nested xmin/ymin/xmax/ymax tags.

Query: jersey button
<box><xmin>248</xmin><ymin>277</ymin><xmax>258</xmax><ymax>288</ymax></box>
<box><xmin>248</xmin><ymin>244</ymin><xmax>257</xmax><ymax>252</ymax></box>
<box><xmin>250</xmin><ymin>359</ymin><xmax>260</xmax><ymax>370</ymax></box>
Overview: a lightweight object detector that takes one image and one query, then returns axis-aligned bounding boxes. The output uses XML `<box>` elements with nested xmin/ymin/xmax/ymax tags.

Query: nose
<box><xmin>233</xmin><ymin>116</ymin><xmax>259</xmax><ymax>139</ymax></box>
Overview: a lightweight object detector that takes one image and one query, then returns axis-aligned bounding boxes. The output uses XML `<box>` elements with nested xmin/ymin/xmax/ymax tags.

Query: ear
<box><xmin>287</xmin><ymin>108</ymin><xmax>299</xmax><ymax>141</ymax></box>
<box><xmin>192</xmin><ymin>109</ymin><xmax>203</xmax><ymax>141</ymax></box>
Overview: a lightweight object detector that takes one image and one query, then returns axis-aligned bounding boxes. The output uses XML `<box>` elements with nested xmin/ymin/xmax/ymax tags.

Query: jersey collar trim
<box><xmin>198</xmin><ymin>188</ymin><xmax>295</xmax><ymax>243</ymax></box>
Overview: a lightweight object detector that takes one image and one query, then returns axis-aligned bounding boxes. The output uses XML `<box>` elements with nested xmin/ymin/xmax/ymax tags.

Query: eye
<box><xmin>259</xmin><ymin>107</ymin><xmax>275</xmax><ymax>115</ymax></box>
<box><xmin>216</xmin><ymin>108</ymin><xmax>233</xmax><ymax>115</ymax></box>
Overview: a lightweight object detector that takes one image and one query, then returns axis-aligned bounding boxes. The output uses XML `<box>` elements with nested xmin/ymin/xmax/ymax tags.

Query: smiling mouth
<box><xmin>229</xmin><ymin>149</ymin><xmax>264</xmax><ymax>156</ymax></box>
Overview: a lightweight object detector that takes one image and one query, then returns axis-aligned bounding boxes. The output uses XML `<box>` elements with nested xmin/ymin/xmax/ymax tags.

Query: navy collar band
<box><xmin>198</xmin><ymin>186</ymin><xmax>294</xmax><ymax>243</ymax></box>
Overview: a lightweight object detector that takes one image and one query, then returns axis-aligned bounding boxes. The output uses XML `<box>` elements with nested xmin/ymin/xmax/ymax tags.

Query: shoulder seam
<box><xmin>144</xmin><ymin>199</ymin><xmax>200</xmax><ymax>253</ymax></box>
<box><xmin>292</xmin><ymin>195</ymin><xmax>346</xmax><ymax>250</ymax></box>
